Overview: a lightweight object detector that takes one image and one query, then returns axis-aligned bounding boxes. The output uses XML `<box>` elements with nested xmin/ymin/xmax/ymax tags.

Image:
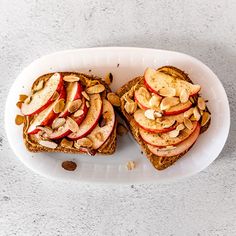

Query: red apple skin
<box><xmin>164</xmin><ymin>104</ymin><xmax>192</xmax><ymax>116</ymax></box>
<box><xmin>24</xmin><ymin>74</ymin><xmax>64</xmax><ymax>117</ymax></box>
<box><xmin>28</xmin><ymin>86</ymin><xmax>66</xmax><ymax>135</ymax></box>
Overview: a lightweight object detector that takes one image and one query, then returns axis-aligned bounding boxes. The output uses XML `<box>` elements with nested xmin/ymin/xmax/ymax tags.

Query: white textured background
<box><xmin>0</xmin><ymin>0</ymin><xmax>236</xmax><ymax>235</ymax></box>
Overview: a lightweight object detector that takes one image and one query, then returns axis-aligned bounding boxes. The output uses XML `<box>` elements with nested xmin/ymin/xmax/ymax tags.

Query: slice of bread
<box><xmin>116</xmin><ymin>66</ymin><xmax>210</xmax><ymax>170</ymax></box>
<box><xmin>21</xmin><ymin>72</ymin><xmax>117</xmax><ymax>155</ymax></box>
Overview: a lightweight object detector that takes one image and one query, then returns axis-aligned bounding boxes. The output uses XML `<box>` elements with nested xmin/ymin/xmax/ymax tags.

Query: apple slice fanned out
<box><xmin>27</xmin><ymin>87</ymin><xmax>66</xmax><ymax>134</ymax></box>
<box><xmin>87</xmin><ymin>99</ymin><xmax>116</xmax><ymax>149</ymax></box>
<box><xmin>68</xmin><ymin>94</ymin><xmax>103</xmax><ymax>140</ymax></box>
<box><xmin>133</xmin><ymin>109</ymin><xmax>176</xmax><ymax>133</ymax></box>
<box><xmin>49</xmin><ymin>98</ymin><xmax>89</xmax><ymax>140</ymax></box>
<box><xmin>164</xmin><ymin>101</ymin><xmax>192</xmax><ymax>116</ymax></box>
<box><xmin>21</xmin><ymin>73</ymin><xmax>63</xmax><ymax>116</ymax></box>
<box><xmin>144</xmin><ymin>68</ymin><xmax>201</xmax><ymax>96</ymax></box>
<box><xmin>59</xmin><ymin>81</ymin><xmax>83</xmax><ymax>118</ymax></box>
<box><xmin>140</xmin><ymin>121</ymin><xmax>198</xmax><ymax>147</ymax></box>
<box><xmin>147</xmin><ymin>123</ymin><xmax>200</xmax><ymax>157</ymax></box>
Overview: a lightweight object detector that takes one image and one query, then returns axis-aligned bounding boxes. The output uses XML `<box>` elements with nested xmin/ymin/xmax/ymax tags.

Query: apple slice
<box><xmin>27</xmin><ymin>87</ymin><xmax>66</xmax><ymax>134</ymax></box>
<box><xmin>59</xmin><ymin>81</ymin><xmax>83</xmax><ymax>118</ymax></box>
<box><xmin>140</xmin><ymin>121</ymin><xmax>197</xmax><ymax>147</ymax></box>
<box><xmin>133</xmin><ymin>109</ymin><xmax>176</xmax><ymax>133</ymax></box>
<box><xmin>147</xmin><ymin>123</ymin><xmax>200</xmax><ymax>157</ymax></box>
<box><xmin>164</xmin><ymin>101</ymin><xmax>192</xmax><ymax>116</ymax></box>
<box><xmin>87</xmin><ymin>99</ymin><xmax>115</xmax><ymax>149</ymax></box>
<box><xmin>144</xmin><ymin>68</ymin><xmax>201</xmax><ymax>96</ymax></box>
<box><xmin>68</xmin><ymin>94</ymin><xmax>103</xmax><ymax>140</ymax></box>
<box><xmin>49</xmin><ymin>98</ymin><xmax>89</xmax><ymax>139</ymax></box>
<box><xmin>21</xmin><ymin>73</ymin><xmax>63</xmax><ymax>116</ymax></box>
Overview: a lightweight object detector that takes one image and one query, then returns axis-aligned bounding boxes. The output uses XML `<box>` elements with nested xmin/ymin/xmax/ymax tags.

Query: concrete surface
<box><xmin>0</xmin><ymin>0</ymin><xmax>236</xmax><ymax>235</ymax></box>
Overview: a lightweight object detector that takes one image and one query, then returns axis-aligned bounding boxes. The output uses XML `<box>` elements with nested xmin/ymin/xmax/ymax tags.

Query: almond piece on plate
<box><xmin>107</xmin><ymin>93</ymin><xmax>121</xmax><ymax>107</ymax></box>
<box><xmin>37</xmin><ymin>126</ymin><xmax>53</xmax><ymax>136</ymax></box>
<box><xmin>74</xmin><ymin>109</ymin><xmax>84</xmax><ymax>117</ymax></box>
<box><xmin>19</xmin><ymin>94</ymin><xmax>28</xmax><ymax>102</ymax></box>
<box><xmin>16</xmin><ymin>101</ymin><xmax>23</xmax><ymax>109</ymax></box>
<box><xmin>86</xmin><ymin>84</ymin><xmax>105</xmax><ymax>94</ymax></box>
<box><xmin>15</xmin><ymin>115</ymin><xmax>25</xmax><ymax>125</ymax></box>
<box><xmin>53</xmin><ymin>99</ymin><xmax>65</xmax><ymax>113</ymax></box>
<box><xmin>126</xmin><ymin>161</ymin><xmax>135</xmax><ymax>170</ymax></box>
<box><xmin>52</xmin><ymin>117</ymin><xmax>66</xmax><ymax>129</ymax></box>
<box><xmin>62</xmin><ymin>161</ymin><xmax>77</xmax><ymax>171</ymax></box>
<box><xmin>198</xmin><ymin>97</ymin><xmax>206</xmax><ymax>110</ymax></box>
<box><xmin>124</xmin><ymin>100</ymin><xmax>137</xmax><ymax>114</ymax></box>
<box><xmin>184</xmin><ymin>117</ymin><xmax>193</xmax><ymax>130</ymax></box>
<box><xmin>38</xmin><ymin>140</ymin><xmax>58</xmax><ymax>149</ymax></box>
<box><xmin>193</xmin><ymin>107</ymin><xmax>201</xmax><ymax>121</ymax></box>
<box><xmin>176</xmin><ymin>123</ymin><xmax>185</xmax><ymax>131</ymax></box>
<box><xmin>149</xmin><ymin>95</ymin><xmax>161</xmax><ymax>109</ymax></box>
<box><xmin>104</xmin><ymin>73</ymin><xmax>113</xmax><ymax>85</ymax></box>
<box><xmin>201</xmin><ymin>111</ymin><xmax>211</xmax><ymax>126</ymax></box>
<box><xmin>160</xmin><ymin>97</ymin><xmax>179</xmax><ymax>110</ymax></box>
<box><xmin>168</xmin><ymin>129</ymin><xmax>179</xmax><ymax>138</ymax></box>
<box><xmin>63</xmin><ymin>75</ymin><xmax>80</xmax><ymax>82</ymax></box>
<box><xmin>68</xmin><ymin>99</ymin><xmax>82</xmax><ymax>113</ymax></box>
<box><xmin>158</xmin><ymin>87</ymin><xmax>176</xmax><ymax>97</ymax></box>
<box><xmin>82</xmin><ymin>91</ymin><xmax>90</xmax><ymax>101</ymax></box>
<box><xmin>184</xmin><ymin>107</ymin><xmax>194</xmax><ymax>118</ymax></box>
<box><xmin>74</xmin><ymin>137</ymin><xmax>93</xmax><ymax>148</ymax></box>
<box><xmin>180</xmin><ymin>88</ymin><xmax>189</xmax><ymax>103</ymax></box>
<box><xmin>60</xmin><ymin>138</ymin><xmax>73</xmax><ymax>148</ymax></box>
<box><xmin>66</xmin><ymin>117</ymin><xmax>79</xmax><ymax>133</ymax></box>
<box><xmin>161</xmin><ymin>118</ymin><xmax>176</xmax><ymax>128</ymax></box>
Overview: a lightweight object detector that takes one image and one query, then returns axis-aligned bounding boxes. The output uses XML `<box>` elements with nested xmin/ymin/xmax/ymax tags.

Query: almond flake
<box><xmin>144</xmin><ymin>109</ymin><xmax>155</xmax><ymax>120</ymax></box>
<box><xmin>149</xmin><ymin>95</ymin><xmax>161</xmax><ymax>109</ymax></box>
<box><xmin>62</xmin><ymin>161</ymin><xmax>77</xmax><ymax>171</ymax></box>
<box><xmin>193</xmin><ymin>107</ymin><xmax>201</xmax><ymax>121</ymax></box>
<box><xmin>38</xmin><ymin>140</ymin><xmax>58</xmax><ymax>149</ymax></box>
<box><xmin>15</xmin><ymin>115</ymin><xmax>25</xmax><ymax>125</ymax></box>
<box><xmin>161</xmin><ymin>119</ymin><xmax>176</xmax><ymax>128</ymax></box>
<box><xmin>107</xmin><ymin>93</ymin><xmax>121</xmax><ymax>107</ymax></box>
<box><xmin>16</xmin><ymin>101</ymin><xmax>22</xmax><ymax>109</ymax></box>
<box><xmin>197</xmin><ymin>97</ymin><xmax>206</xmax><ymax>110</ymax></box>
<box><xmin>176</xmin><ymin>123</ymin><xmax>185</xmax><ymax>131</ymax></box>
<box><xmin>168</xmin><ymin>129</ymin><xmax>179</xmax><ymax>138</ymax></box>
<box><xmin>86</xmin><ymin>101</ymin><xmax>90</xmax><ymax>108</ymax></box>
<box><xmin>86</xmin><ymin>84</ymin><xmax>105</xmax><ymax>94</ymax></box>
<box><xmin>74</xmin><ymin>137</ymin><xmax>93</xmax><ymax>148</ymax></box>
<box><xmin>117</xmin><ymin>123</ymin><xmax>128</xmax><ymax>136</ymax></box>
<box><xmin>51</xmin><ymin>91</ymin><xmax>59</xmax><ymax>101</ymax></box>
<box><xmin>184</xmin><ymin>118</ymin><xmax>193</xmax><ymax>130</ymax></box>
<box><xmin>138</xmin><ymin>87</ymin><xmax>151</xmax><ymax>100</ymax></box>
<box><xmin>95</xmin><ymin>132</ymin><xmax>104</xmax><ymax>141</ymax></box>
<box><xmin>33</xmin><ymin>80</ymin><xmax>44</xmax><ymax>92</ymax></box>
<box><xmin>82</xmin><ymin>91</ymin><xmax>90</xmax><ymax>100</ymax></box>
<box><xmin>53</xmin><ymin>99</ymin><xmax>65</xmax><ymax>113</ymax></box>
<box><xmin>124</xmin><ymin>100</ymin><xmax>137</xmax><ymax>114</ymax></box>
<box><xmin>19</xmin><ymin>94</ymin><xmax>28</xmax><ymax>102</ymax></box>
<box><xmin>154</xmin><ymin>111</ymin><xmax>163</xmax><ymax>118</ymax></box>
<box><xmin>60</xmin><ymin>138</ymin><xmax>73</xmax><ymax>148</ymax></box>
<box><xmin>66</xmin><ymin>117</ymin><xmax>79</xmax><ymax>133</ymax></box>
<box><xmin>63</xmin><ymin>75</ymin><xmax>80</xmax><ymax>82</ymax></box>
<box><xmin>68</xmin><ymin>99</ymin><xmax>82</xmax><ymax>113</ymax></box>
<box><xmin>104</xmin><ymin>73</ymin><xmax>113</xmax><ymax>85</ymax></box>
<box><xmin>52</xmin><ymin>117</ymin><xmax>66</xmax><ymax>129</ymax></box>
<box><xmin>180</xmin><ymin>88</ymin><xmax>189</xmax><ymax>103</ymax></box>
<box><xmin>160</xmin><ymin>97</ymin><xmax>179</xmax><ymax>110</ymax></box>
<box><xmin>126</xmin><ymin>161</ymin><xmax>135</xmax><ymax>170</ymax></box>
<box><xmin>74</xmin><ymin>109</ymin><xmax>84</xmax><ymax>117</ymax></box>
<box><xmin>184</xmin><ymin>108</ymin><xmax>194</xmax><ymax>118</ymax></box>
<box><xmin>201</xmin><ymin>112</ymin><xmax>211</xmax><ymax>126</ymax></box>
<box><xmin>37</xmin><ymin>126</ymin><xmax>53</xmax><ymax>136</ymax></box>
<box><xmin>158</xmin><ymin>87</ymin><xmax>176</xmax><ymax>97</ymax></box>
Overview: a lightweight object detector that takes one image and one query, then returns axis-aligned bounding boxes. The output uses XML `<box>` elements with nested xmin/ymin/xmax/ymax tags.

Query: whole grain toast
<box><xmin>116</xmin><ymin>66</ymin><xmax>210</xmax><ymax>170</ymax></box>
<box><xmin>22</xmin><ymin>72</ymin><xmax>117</xmax><ymax>155</ymax></box>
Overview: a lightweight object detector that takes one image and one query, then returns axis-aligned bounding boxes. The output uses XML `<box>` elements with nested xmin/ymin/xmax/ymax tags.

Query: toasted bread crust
<box><xmin>23</xmin><ymin>72</ymin><xmax>117</xmax><ymax>155</ymax></box>
<box><xmin>116</xmin><ymin>66</ymin><xmax>211</xmax><ymax>170</ymax></box>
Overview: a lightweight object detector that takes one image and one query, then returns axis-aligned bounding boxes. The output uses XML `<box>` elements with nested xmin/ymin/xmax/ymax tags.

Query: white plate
<box><xmin>5</xmin><ymin>47</ymin><xmax>230</xmax><ymax>183</ymax></box>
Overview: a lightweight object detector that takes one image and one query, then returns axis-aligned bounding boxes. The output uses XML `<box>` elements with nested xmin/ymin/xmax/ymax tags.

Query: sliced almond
<box><xmin>184</xmin><ymin>108</ymin><xmax>194</xmax><ymax>118</ymax></box>
<box><xmin>63</xmin><ymin>75</ymin><xmax>80</xmax><ymax>82</ymax></box>
<box><xmin>197</xmin><ymin>97</ymin><xmax>206</xmax><ymax>110</ymax></box>
<box><xmin>201</xmin><ymin>112</ymin><xmax>211</xmax><ymax>126</ymax></box>
<box><xmin>82</xmin><ymin>91</ymin><xmax>90</xmax><ymax>101</ymax></box>
<box><xmin>154</xmin><ymin>111</ymin><xmax>162</xmax><ymax>118</ymax></box>
<box><xmin>60</xmin><ymin>138</ymin><xmax>73</xmax><ymax>148</ymax></box>
<box><xmin>66</xmin><ymin>117</ymin><xmax>79</xmax><ymax>133</ymax></box>
<box><xmin>104</xmin><ymin>73</ymin><xmax>113</xmax><ymax>85</ymax></box>
<box><xmin>168</xmin><ymin>129</ymin><xmax>179</xmax><ymax>138</ymax></box>
<box><xmin>19</xmin><ymin>94</ymin><xmax>28</xmax><ymax>102</ymax></box>
<box><xmin>33</xmin><ymin>80</ymin><xmax>44</xmax><ymax>92</ymax></box>
<box><xmin>193</xmin><ymin>107</ymin><xmax>201</xmax><ymax>121</ymax></box>
<box><xmin>161</xmin><ymin>118</ymin><xmax>176</xmax><ymax>128</ymax></box>
<box><xmin>52</xmin><ymin>117</ymin><xmax>66</xmax><ymax>129</ymax></box>
<box><xmin>74</xmin><ymin>137</ymin><xmax>93</xmax><ymax>148</ymax></box>
<box><xmin>15</xmin><ymin>115</ymin><xmax>25</xmax><ymax>125</ymax></box>
<box><xmin>144</xmin><ymin>109</ymin><xmax>155</xmax><ymax>120</ymax></box>
<box><xmin>176</xmin><ymin>123</ymin><xmax>185</xmax><ymax>131</ymax></box>
<box><xmin>62</xmin><ymin>161</ymin><xmax>77</xmax><ymax>171</ymax></box>
<box><xmin>68</xmin><ymin>99</ymin><xmax>82</xmax><ymax>113</ymax></box>
<box><xmin>190</xmin><ymin>115</ymin><xmax>197</xmax><ymax>121</ymax></box>
<box><xmin>160</xmin><ymin>97</ymin><xmax>179</xmax><ymax>110</ymax></box>
<box><xmin>86</xmin><ymin>101</ymin><xmax>90</xmax><ymax>108</ymax></box>
<box><xmin>24</xmin><ymin>96</ymin><xmax>32</xmax><ymax>104</ymax></box>
<box><xmin>124</xmin><ymin>100</ymin><xmax>137</xmax><ymax>114</ymax></box>
<box><xmin>117</xmin><ymin>123</ymin><xmax>128</xmax><ymax>136</ymax></box>
<box><xmin>16</xmin><ymin>101</ymin><xmax>23</xmax><ymax>109</ymax></box>
<box><xmin>53</xmin><ymin>99</ymin><xmax>65</xmax><ymax>113</ymax></box>
<box><xmin>180</xmin><ymin>88</ymin><xmax>189</xmax><ymax>103</ymax></box>
<box><xmin>139</xmin><ymin>87</ymin><xmax>151</xmax><ymax>100</ymax></box>
<box><xmin>38</xmin><ymin>140</ymin><xmax>58</xmax><ymax>149</ymax></box>
<box><xmin>37</xmin><ymin>126</ymin><xmax>53</xmax><ymax>136</ymax></box>
<box><xmin>86</xmin><ymin>84</ymin><xmax>105</xmax><ymax>94</ymax></box>
<box><xmin>158</xmin><ymin>87</ymin><xmax>176</xmax><ymax>97</ymax></box>
<box><xmin>149</xmin><ymin>95</ymin><xmax>161</xmax><ymax>109</ymax></box>
<box><xmin>95</xmin><ymin>132</ymin><xmax>104</xmax><ymax>141</ymax></box>
<box><xmin>126</xmin><ymin>161</ymin><xmax>135</xmax><ymax>170</ymax></box>
<box><xmin>184</xmin><ymin>118</ymin><xmax>193</xmax><ymax>130</ymax></box>
<box><xmin>74</xmin><ymin>109</ymin><xmax>84</xmax><ymax>117</ymax></box>
<box><xmin>51</xmin><ymin>91</ymin><xmax>59</xmax><ymax>101</ymax></box>
<box><xmin>107</xmin><ymin>93</ymin><xmax>121</xmax><ymax>107</ymax></box>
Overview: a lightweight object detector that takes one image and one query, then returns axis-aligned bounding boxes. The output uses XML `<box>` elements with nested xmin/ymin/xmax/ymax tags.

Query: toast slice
<box><xmin>17</xmin><ymin>72</ymin><xmax>117</xmax><ymax>156</ymax></box>
<box><xmin>116</xmin><ymin>66</ymin><xmax>211</xmax><ymax>170</ymax></box>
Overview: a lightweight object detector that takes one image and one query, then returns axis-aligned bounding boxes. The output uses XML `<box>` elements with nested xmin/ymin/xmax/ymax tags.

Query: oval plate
<box><xmin>5</xmin><ymin>47</ymin><xmax>230</xmax><ymax>183</ymax></box>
